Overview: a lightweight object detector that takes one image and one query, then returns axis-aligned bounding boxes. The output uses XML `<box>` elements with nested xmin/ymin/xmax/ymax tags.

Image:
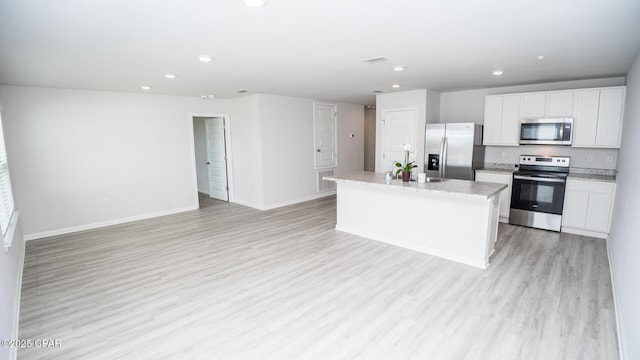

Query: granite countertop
<box><xmin>568</xmin><ymin>173</ymin><xmax>617</xmax><ymax>183</ymax></box>
<box><xmin>478</xmin><ymin>163</ymin><xmax>617</xmax><ymax>183</ymax></box>
<box><xmin>476</xmin><ymin>168</ymin><xmax>517</xmax><ymax>175</ymax></box>
<box><xmin>324</xmin><ymin>171</ymin><xmax>507</xmax><ymax>200</ymax></box>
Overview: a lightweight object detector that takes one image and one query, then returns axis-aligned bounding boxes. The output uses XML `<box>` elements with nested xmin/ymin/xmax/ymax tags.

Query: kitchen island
<box><xmin>324</xmin><ymin>172</ymin><xmax>507</xmax><ymax>269</ymax></box>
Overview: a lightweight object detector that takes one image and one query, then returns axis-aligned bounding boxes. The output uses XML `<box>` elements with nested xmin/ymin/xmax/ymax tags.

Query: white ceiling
<box><xmin>1</xmin><ymin>0</ymin><xmax>639</xmax><ymax>105</ymax></box>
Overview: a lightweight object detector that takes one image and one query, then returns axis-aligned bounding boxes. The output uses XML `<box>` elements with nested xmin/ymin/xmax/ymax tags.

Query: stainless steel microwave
<box><xmin>519</xmin><ymin>118</ymin><xmax>573</xmax><ymax>145</ymax></box>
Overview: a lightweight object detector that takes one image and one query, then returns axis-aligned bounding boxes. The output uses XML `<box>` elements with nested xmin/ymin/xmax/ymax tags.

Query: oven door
<box><xmin>510</xmin><ymin>174</ymin><xmax>566</xmax><ymax>215</ymax></box>
<box><xmin>519</xmin><ymin>119</ymin><xmax>573</xmax><ymax>145</ymax></box>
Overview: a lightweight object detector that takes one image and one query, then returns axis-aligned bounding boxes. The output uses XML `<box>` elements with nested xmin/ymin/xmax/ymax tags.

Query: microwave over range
<box><xmin>519</xmin><ymin>117</ymin><xmax>573</xmax><ymax>145</ymax></box>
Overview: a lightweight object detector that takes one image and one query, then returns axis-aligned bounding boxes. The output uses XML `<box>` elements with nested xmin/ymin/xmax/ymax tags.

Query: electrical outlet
<box><xmin>104</xmin><ymin>198</ymin><xmax>110</xmax><ymax>205</ymax></box>
<box><xmin>586</xmin><ymin>155</ymin><xmax>593</xmax><ymax>163</ymax></box>
<box><xmin>502</xmin><ymin>152</ymin><xmax>508</xmax><ymax>159</ymax></box>
<box><xmin>606</xmin><ymin>156</ymin><xmax>614</xmax><ymax>164</ymax></box>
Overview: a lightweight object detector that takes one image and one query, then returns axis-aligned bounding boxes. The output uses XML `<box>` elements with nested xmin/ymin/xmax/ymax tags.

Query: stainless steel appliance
<box><xmin>519</xmin><ymin>118</ymin><xmax>573</xmax><ymax>145</ymax></box>
<box><xmin>509</xmin><ymin>155</ymin><xmax>570</xmax><ymax>231</ymax></box>
<box><xmin>424</xmin><ymin>123</ymin><xmax>484</xmax><ymax>181</ymax></box>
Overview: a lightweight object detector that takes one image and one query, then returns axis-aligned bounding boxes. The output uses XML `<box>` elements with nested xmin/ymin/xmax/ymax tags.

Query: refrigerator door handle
<box><xmin>438</xmin><ymin>138</ymin><xmax>445</xmax><ymax>178</ymax></box>
<box><xmin>442</xmin><ymin>137</ymin><xmax>448</xmax><ymax>178</ymax></box>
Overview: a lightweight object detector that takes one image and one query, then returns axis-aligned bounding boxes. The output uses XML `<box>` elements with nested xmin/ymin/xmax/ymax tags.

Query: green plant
<box><xmin>394</xmin><ymin>146</ymin><xmax>418</xmax><ymax>175</ymax></box>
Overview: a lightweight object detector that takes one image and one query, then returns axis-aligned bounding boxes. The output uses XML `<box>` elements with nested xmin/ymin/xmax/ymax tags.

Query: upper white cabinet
<box><xmin>520</xmin><ymin>91</ymin><xmax>574</xmax><ymax>118</ymax></box>
<box><xmin>483</xmin><ymin>94</ymin><xmax>520</xmax><ymax>146</ymax></box>
<box><xmin>483</xmin><ymin>86</ymin><xmax>625</xmax><ymax>148</ymax></box>
<box><xmin>546</xmin><ymin>91</ymin><xmax>574</xmax><ymax>117</ymax></box>
<box><xmin>520</xmin><ymin>93</ymin><xmax>546</xmax><ymax>118</ymax></box>
<box><xmin>572</xmin><ymin>87</ymin><xmax>625</xmax><ymax>148</ymax></box>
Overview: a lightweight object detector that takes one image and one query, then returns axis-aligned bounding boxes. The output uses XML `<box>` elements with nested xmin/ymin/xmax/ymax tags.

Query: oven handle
<box><xmin>513</xmin><ymin>175</ymin><xmax>566</xmax><ymax>183</ymax></box>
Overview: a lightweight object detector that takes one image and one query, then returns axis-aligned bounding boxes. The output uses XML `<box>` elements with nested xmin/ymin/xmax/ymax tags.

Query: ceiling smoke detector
<box><xmin>362</xmin><ymin>56</ymin><xmax>388</xmax><ymax>64</ymax></box>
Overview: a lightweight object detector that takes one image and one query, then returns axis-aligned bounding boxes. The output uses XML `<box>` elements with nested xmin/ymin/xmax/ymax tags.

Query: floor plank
<box><xmin>18</xmin><ymin>195</ymin><xmax>618</xmax><ymax>359</ymax></box>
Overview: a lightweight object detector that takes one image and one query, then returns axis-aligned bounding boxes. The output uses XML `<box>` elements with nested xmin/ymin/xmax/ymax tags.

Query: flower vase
<box><xmin>402</xmin><ymin>171</ymin><xmax>411</xmax><ymax>182</ymax></box>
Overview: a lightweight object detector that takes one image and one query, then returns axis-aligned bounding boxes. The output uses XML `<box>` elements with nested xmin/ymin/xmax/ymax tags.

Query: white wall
<box><xmin>364</xmin><ymin>107</ymin><xmax>376</xmax><ymax>172</ymax></box>
<box><xmin>0</xmin><ymin>219</ymin><xmax>24</xmax><ymax>360</ymax></box>
<box><xmin>376</xmin><ymin>89</ymin><xmax>440</xmax><ymax>173</ymax></box>
<box><xmin>439</xmin><ymin>77</ymin><xmax>626</xmax><ymax>170</ymax></box>
<box><xmin>0</xmin><ymin>96</ymin><xmax>26</xmax><ymax>360</ymax></box>
<box><xmin>259</xmin><ymin>94</ymin><xmax>363</xmax><ymax>208</ymax></box>
<box><xmin>192</xmin><ymin>117</ymin><xmax>208</xmax><ymax>194</ymax></box>
<box><xmin>230</xmin><ymin>95</ymin><xmax>264</xmax><ymax>209</ymax></box>
<box><xmin>608</xmin><ymin>56</ymin><xmax>640</xmax><ymax>360</ymax></box>
<box><xmin>0</xmin><ymin>86</ymin><xmax>230</xmax><ymax>239</ymax></box>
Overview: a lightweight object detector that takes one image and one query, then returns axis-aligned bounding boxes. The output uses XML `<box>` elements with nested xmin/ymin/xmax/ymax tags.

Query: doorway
<box><xmin>192</xmin><ymin>116</ymin><xmax>230</xmax><ymax>203</ymax></box>
<box><xmin>380</xmin><ymin>109</ymin><xmax>417</xmax><ymax>172</ymax></box>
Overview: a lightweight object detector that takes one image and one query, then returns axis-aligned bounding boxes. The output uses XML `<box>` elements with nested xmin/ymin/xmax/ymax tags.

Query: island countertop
<box><xmin>324</xmin><ymin>171</ymin><xmax>507</xmax><ymax>200</ymax></box>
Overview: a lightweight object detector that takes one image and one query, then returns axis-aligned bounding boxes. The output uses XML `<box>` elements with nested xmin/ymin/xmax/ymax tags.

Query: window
<box><xmin>0</xmin><ymin>108</ymin><xmax>16</xmax><ymax>250</ymax></box>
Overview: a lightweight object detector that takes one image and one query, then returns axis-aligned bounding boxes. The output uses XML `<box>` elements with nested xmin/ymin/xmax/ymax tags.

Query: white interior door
<box><xmin>205</xmin><ymin>118</ymin><xmax>229</xmax><ymax>201</ymax></box>
<box><xmin>314</xmin><ymin>103</ymin><xmax>337</xmax><ymax>168</ymax></box>
<box><xmin>382</xmin><ymin>110</ymin><xmax>416</xmax><ymax>172</ymax></box>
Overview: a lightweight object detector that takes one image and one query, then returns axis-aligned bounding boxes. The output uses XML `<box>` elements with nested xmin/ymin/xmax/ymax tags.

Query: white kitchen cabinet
<box><xmin>572</xmin><ymin>90</ymin><xmax>600</xmax><ymax>146</ymax></box>
<box><xmin>562</xmin><ymin>178</ymin><xmax>616</xmax><ymax>239</ymax></box>
<box><xmin>483</xmin><ymin>94</ymin><xmax>520</xmax><ymax>146</ymax></box>
<box><xmin>476</xmin><ymin>171</ymin><xmax>513</xmax><ymax>222</ymax></box>
<box><xmin>572</xmin><ymin>87</ymin><xmax>625</xmax><ymax>148</ymax></box>
<box><xmin>546</xmin><ymin>91</ymin><xmax>574</xmax><ymax>117</ymax></box>
<box><xmin>520</xmin><ymin>93</ymin><xmax>546</xmax><ymax>118</ymax></box>
<box><xmin>596</xmin><ymin>88</ymin><xmax>625</xmax><ymax>147</ymax></box>
<box><xmin>483</xmin><ymin>96</ymin><xmax>502</xmax><ymax>145</ymax></box>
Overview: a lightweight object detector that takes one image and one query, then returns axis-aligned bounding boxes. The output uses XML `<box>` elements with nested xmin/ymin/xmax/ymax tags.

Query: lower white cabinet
<box><xmin>475</xmin><ymin>171</ymin><xmax>513</xmax><ymax>222</ymax></box>
<box><xmin>562</xmin><ymin>179</ymin><xmax>616</xmax><ymax>238</ymax></box>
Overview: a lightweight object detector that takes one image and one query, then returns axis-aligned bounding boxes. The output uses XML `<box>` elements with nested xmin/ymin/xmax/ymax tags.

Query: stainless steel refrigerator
<box><xmin>424</xmin><ymin>123</ymin><xmax>484</xmax><ymax>181</ymax></box>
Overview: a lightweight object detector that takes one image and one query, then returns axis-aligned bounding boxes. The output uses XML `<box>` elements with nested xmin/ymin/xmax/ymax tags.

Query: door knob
<box><xmin>206</xmin><ymin>162</ymin><xmax>210</xmax><ymax>165</ymax></box>
<box><xmin>317</xmin><ymin>149</ymin><xmax>321</xmax><ymax>152</ymax></box>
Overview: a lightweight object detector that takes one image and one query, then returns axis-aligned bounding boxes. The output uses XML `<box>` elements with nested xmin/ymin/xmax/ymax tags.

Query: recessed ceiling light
<box><xmin>164</xmin><ymin>74</ymin><xmax>177</xmax><ymax>79</ymax></box>
<box><xmin>243</xmin><ymin>0</ymin><xmax>268</xmax><ymax>7</ymax></box>
<box><xmin>393</xmin><ymin>66</ymin><xmax>405</xmax><ymax>71</ymax></box>
<box><xmin>537</xmin><ymin>55</ymin><xmax>545</xmax><ymax>60</ymax></box>
<box><xmin>198</xmin><ymin>55</ymin><xmax>213</xmax><ymax>63</ymax></box>
<box><xmin>141</xmin><ymin>85</ymin><xmax>152</xmax><ymax>90</ymax></box>
<box><xmin>492</xmin><ymin>70</ymin><xmax>504</xmax><ymax>76</ymax></box>
<box><xmin>392</xmin><ymin>84</ymin><xmax>401</xmax><ymax>88</ymax></box>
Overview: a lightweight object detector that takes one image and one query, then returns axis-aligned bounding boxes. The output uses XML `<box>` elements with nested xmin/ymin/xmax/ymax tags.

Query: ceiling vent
<box><xmin>372</xmin><ymin>90</ymin><xmax>384</xmax><ymax>93</ymax></box>
<box><xmin>361</xmin><ymin>56</ymin><xmax>388</xmax><ymax>64</ymax></box>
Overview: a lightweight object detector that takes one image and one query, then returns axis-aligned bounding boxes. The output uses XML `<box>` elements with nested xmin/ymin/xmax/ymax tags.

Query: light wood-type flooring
<box><xmin>18</xmin><ymin>195</ymin><xmax>618</xmax><ymax>359</ymax></box>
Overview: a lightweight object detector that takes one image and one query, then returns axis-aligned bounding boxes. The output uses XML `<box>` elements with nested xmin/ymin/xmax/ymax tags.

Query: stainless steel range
<box><xmin>509</xmin><ymin>155</ymin><xmax>570</xmax><ymax>232</ymax></box>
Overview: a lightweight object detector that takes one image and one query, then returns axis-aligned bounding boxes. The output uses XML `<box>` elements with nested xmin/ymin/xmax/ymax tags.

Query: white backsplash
<box><xmin>485</xmin><ymin>146</ymin><xmax>618</xmax><ymax>170</ymax></box>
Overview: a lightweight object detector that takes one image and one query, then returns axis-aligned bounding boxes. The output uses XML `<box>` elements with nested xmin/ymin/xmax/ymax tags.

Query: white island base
<box><xmin>327</xmin><ymin>172</ymin><xmax>506</xmax><ymax>269</ymax></box>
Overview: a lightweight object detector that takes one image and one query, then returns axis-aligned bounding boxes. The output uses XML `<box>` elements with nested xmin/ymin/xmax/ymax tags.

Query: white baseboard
<box><xmin>606</xmin><ymin>236</ymin><xmax>625</xmax><ymax>360</ymax></box>
<box><xmin>24</xmin><ymin>206</ymin><xmax>199</xmax><ymax>241</ymax></box>
<box><xmin>261</xmin><ymin>191</ymin><xmax>336</xmax><ymax>210</ymax></box>
<box><xmin>230</xmin><ymin>199</ymin><xmax>264</xmax><ymax>210</ymax></box>
<box><xmin>232</xmin><ymin>191</ymin><xmax>336</xmax><ymax>211</ymax></box>
<box><xmin>335</xmin><ymin>224</ymin><xmax>488</xmax><ymax>269</ymax></box>
<box><xmin>561</xmin><ymin>226</ymin><xmax>608</xmax><ymax>239</ymax></box>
